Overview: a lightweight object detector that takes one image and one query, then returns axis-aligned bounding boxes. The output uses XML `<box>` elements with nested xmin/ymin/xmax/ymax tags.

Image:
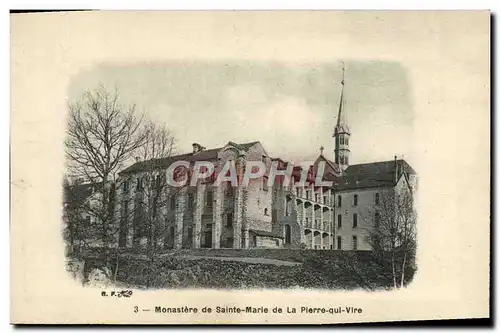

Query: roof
<box><xmin>335</xmin><ymin>159</ymin><xmax>416</xmax><ymax>191</ymax></box>
<box><xmin>317</xmin><ymin>154</ymin><xmax>341</xmax><ymax>174</ymax></box>
<box><xmin>119</xmin><ymin>141</ymin><xmax>260</xmax><ymax>175</ymax></box>
<box><xmin>345</xmin><ymin>159</ymin><xmax>416</xmax><ymax>176</ymax></box>
<box><xmin>63</xmin><ymin>182</ymin><xmax>101</xmax><ymax>208</ymax></box>
<box><xmin>249</xmin><ymin>229</ymin><xmax>284</xmax><ymax>239</ymax></box>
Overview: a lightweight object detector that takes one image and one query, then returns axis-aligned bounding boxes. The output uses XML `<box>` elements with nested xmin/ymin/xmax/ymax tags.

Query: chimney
<box><xmin>135</xmin><ymin>156</ymin><xmax>141</xmax><ymax>163</ymax></box>
<box><xmin>192</xmin><ymin>143</ymin><xmax>205</xmax><ymax>154</ymax></box>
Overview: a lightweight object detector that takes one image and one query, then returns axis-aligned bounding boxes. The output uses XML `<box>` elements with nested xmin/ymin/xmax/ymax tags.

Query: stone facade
<box><xmin>112</xmin><ymin>141</ymin><xmax>337</xmax><ymax>250</ymax></box>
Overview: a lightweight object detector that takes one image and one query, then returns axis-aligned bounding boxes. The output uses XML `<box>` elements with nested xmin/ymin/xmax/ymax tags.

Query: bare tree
<box><xmin>132</xmin><ymin>121</ymin><xmax>178</xmax><ymax>257</ymax></box>
<box><xmin>366</xmin><ymin>186</ymin><xmax>417</xmax><ymax>289</ymax></box>
<box><xmin>65</xmin><ymin>86</ymin><xmax>147</xmax><ymax>258</ymax></box>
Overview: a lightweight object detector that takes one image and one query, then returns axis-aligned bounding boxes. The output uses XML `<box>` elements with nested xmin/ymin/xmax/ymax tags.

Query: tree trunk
<box><xmin>102</xmin><ymin>175</ymin><xmax>109</xmax><ymax>261</ymax></box>
<box><xmin>113</xmin><ymin>252</ymin><xmax>120</xmax><ymax>283</ymax></box>
<box><xmin>391</xmin><ymin>250</ymin><xmax>397</xmax><ymax>289</ymax></box>
<box><xmin>68</xmin><ymin>228</ymin><xmax>74</xmax><ymax>256</ymax></box>
<box><xmin>148</xmin><ymin>222</ymin><xmax>156</xmax><ymax>258</ymax></box>
<box><xmin>400</xmin><ymin>252</ymin><xmax>407</xmax><ymax>288</ymax></box>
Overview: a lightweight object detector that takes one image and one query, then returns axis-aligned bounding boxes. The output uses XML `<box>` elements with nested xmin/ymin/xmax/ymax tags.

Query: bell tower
<box><xmin>333</xmin><ymin>61</ymin><xmax>350</xmax><ymax>172</ymax></box>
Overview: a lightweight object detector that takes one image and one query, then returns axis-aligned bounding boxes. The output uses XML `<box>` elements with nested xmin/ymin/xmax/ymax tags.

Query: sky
<box><xmin>68</xmin><ymin>60</ymin><xmax>415</xmax><ymax>166</ymax></box>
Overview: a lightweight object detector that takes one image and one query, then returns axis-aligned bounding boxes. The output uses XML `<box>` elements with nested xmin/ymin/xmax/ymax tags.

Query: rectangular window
<box><xmin>353</xmin><ymin>213</ymin><xmax>358</xmax><ymax>228</ymax></box>
<box><xmin>152</xmin><ymin>199</ymin><xmax>157</xmax><ymax>216</ymax></box>
<box><xmin>337</xmin><ymin>236</ymin><xmax>342</xmax><ymax>250</ymax></box>
<box><xmin>225</xmin><ymin>185</ymin><xmax>233</xmax><ymax>197</ymax></box>
<box><xmin>188</xmin><ymin>193</ymin><xmax>194</xmax><ymax>210</ymax></box>
<box><xmin>123</xmin><ymin>180</ymin><xmax>129</xmax><ymax>192</ymax></box>
<box><xmin>352</xmin><ymin>236</ymin><xmax>358</xmax><ymax>250</ymax></box>
<box><xmin>337</xmin><ymin>214</ymin><xmax>342</xmax><ymax>228</ymax></box>
<box><xmin>337</xmin><ymin>195</ymin><xmax>342</xmax><ymax>207</ymax></box>
<box><xmin>353</xmin><ymin>194</ymin><xmax>358</xmax><ymax>206</ymax></box>
<box><xmin>206</xmin><ymin>190</ymin><xmax>213</xmax><ymax>209</ymax></box>
<box><xmin>227</xmin><ymin>237</ymin><xmax>234</xmax><ymax>248</ymax></box>
<box><xmin>121</xmin><ymin>200</ymin><xmax>129</xmax><ymax>220</ymax></box>
<box><xmin>375</xmin><ymin>193</ymin><xmax>380</xmax><ymax>205</ymax></box>
<box><xmin>226</xmin><ymin>212</ymin><xmax>233</xmax><ymax>227</ymax></box>
<box><xmin>323</xmin><ymin>196</ymin><xmax>327</xmax><ymax>205</ymax></box>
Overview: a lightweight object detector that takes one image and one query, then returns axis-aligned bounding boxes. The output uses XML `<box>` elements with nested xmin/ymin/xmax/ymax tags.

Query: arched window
<box><xmin>340</xmin><ymin>136</ymin><xmax>344</xmax><ymax>145</ymax></box>
<box><xmin>375</xmin><ymin>192</ymin><xmax>380</xmax><ymax>205</ymax></box>
<box><xmin>285</xmin><ymin>225</ymin><xmax>291</xmax><ymax>244</ymax></box>
<box><xmin>337</xmin><ymin>236</ymin><xmax>342</xmax><ymax>250</ymax></box>
<box><xmin>337</xmin><ymin>195</ymin><xmax>342</xmax><ymax>207</ymax></box>
<box><xmin>264</xmin><ymin>208</ymin><xmax>268</xmax><ymax>216</ymax></box>
<box><xmin>353</xmin><ymin>194</ymin><xmax>358</xmax><ymax>206</ymax></box>
<box><xmin>337</xmin><ymin>214</ymin><xmax>342</xmax><ymax>228</ymax></box>
<box><xmin>375</xmin><ymin>212</ymin><xmax>380</xmax><ymax>228</ymax></box>
<box><xmin>353</xmin><ymin>213</ymin><xmax>358</xmax><ymax>228</ymax></box>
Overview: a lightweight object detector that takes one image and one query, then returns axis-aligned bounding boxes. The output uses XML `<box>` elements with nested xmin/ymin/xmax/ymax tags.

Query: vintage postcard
<box><xmin>10</xmin><ymin>11</ymin><xmax>490</xmax><ymax>324</ymax></box>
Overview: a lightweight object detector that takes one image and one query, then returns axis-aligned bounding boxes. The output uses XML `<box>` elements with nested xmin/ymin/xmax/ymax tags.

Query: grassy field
<box><xmin>82</xmin><ymin>249</ymin><xmax>415</xmax><ymax>291</ymax></box>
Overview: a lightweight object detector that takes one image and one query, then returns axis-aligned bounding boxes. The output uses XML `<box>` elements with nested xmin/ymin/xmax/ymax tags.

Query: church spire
<box><xmin>333</xmin><ymin>61</ymin><xmax>351</xmax><ymax>172</ymax></box>
<box><xmin>336</xmin><ymin>61</ymin><xmax>349</xmax><ymax>133</ymax></box>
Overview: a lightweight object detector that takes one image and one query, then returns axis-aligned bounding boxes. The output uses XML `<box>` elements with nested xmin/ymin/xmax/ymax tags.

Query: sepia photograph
<box><xmin>10</xmin><ymin>10</ymin><xmax>490</xmax><ymax>324</ymax></box>
<box><xmin>63</xmin><ymin>60</ymin><xmax>418</xmax><ymax>291</ymax></box>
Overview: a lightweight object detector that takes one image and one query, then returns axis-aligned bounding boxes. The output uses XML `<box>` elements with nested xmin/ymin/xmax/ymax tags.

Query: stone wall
<box><xmin>254</xmin><ymin>235</ymin><xmax>282</xmax><ymax>248</ymax></box>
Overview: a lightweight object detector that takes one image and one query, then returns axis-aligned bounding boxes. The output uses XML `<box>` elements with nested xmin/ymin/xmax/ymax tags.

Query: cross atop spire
<box><xmin>341</xmin><ymin>60</ymin><xmax>345</xmax><ymax>85</ymax></box>
<box><xmin>320</xmin><ymin>145</ymin><xmax>324</xmax><ymax>155</ymax></box>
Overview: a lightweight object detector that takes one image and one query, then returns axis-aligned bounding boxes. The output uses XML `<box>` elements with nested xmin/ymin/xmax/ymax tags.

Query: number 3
<box><xmin>134</xmin><ymin>306</ymin><xmax>138</xmax><ymax>313</ymax></box>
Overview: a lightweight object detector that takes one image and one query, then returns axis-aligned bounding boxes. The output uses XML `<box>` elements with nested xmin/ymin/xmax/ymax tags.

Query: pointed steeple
<box><xmin>335</xmin><ymin>61</ymin><xmax>350</xmax><ymax>134</ymax></box>
<box><xmin>333</xmin><ymin>61</ymin><xmax>351</xmax><ymax>172</ymax></box>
